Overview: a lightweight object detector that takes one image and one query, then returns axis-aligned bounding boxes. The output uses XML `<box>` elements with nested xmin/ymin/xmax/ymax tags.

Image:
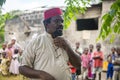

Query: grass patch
<box><xmin>0</xmin><ymin>74</ymin><xmax>29</xmax><ymax>80</ymax></box>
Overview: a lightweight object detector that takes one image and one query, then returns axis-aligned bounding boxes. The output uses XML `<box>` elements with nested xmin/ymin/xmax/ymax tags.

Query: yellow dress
<box><xmin>1</xmin><ymin>58</ymin><xmax>10</xmax><ymax>75</ymax></box>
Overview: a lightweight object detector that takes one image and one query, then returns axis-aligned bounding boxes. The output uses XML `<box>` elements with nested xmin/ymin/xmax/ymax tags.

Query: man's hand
<box><xmin>54</xmin><ymin>37</ymin><xmax>69</xmax><ymax>50</ymax></box>
<box><xmin>54</xmin><ymin>37</ymin><xmax>81</xmax><ymax>69</ymax></box>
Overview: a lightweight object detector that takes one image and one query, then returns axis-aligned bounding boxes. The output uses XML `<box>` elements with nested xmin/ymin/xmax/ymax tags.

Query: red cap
<box><xmin>44</xmin><ymin>8</ymin><xmax>62</xmax><ymax>20</ymax></box>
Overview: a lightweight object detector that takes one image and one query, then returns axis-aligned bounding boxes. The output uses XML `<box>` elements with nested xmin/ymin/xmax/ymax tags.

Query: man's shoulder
<box><xmin>30</xmin><ymin>32</ymin><xmax>46</xmax><ymax>42</ymax></box>
<box><xmin>28</xmin><ymin>32</ymin><xmax>48</xmax><ymax>47</ymax></box>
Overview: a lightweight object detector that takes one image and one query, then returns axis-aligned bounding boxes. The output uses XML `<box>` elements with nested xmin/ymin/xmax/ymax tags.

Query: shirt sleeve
<box><xmin>21</xmin><ymin>38</ymin><xmax>38</xmax><ymax>68</ymax></box>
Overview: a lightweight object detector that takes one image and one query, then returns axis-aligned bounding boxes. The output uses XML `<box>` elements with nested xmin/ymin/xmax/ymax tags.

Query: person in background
<box><xmin>0</xmin><ymin>43</ymin><xmax>7</xmax><ymax>73</ymax></box>
<box><xmin>0</xmin><ymin>43</ymin><xmax>7</xmax><ymax>53</ymax></box>
<box><xmin>18</xmin><ymin>49</ymin><xmax>23</xmax><ymax>64</ymax></box>
<box><xmin>74</xmin><ymin>42</ymin><xmax>82</xmax><ymax>78</ymax></box>
<box><xmin>108</xmin><ymin>47</ymin><xmax>116</xmax><ymax>63</ymax></box>
<box><xmin>68</xmin><ymin>62</ymin><xmax>76</xmax><ymax>80</ymax></box>
<box><xmin>1</xmin><ymin>52</ymin><xmax>10</xmax><ymax>76</ymax></box>
<box><xmin>9</xmin><ymin>48</ymin><xmax>20</xmax><ymax>75</ymax></box>
<box><xmin>113</xmin><ymin>47</ymin><xmax>120</xmax><ymax>80</ymax></box>
<box><xmin>6</xmin><ymin>43</ymin><xmax>13</xmax><ymax>61</ymax></box>
<box><xmin>0</xmin><ymin>43</ymin><xmax>7</xmax><ymax>63</ymax></box>
<box><xmin>92</xmin><ymin>43</ymin><xmax>104</xmax><ymax>80</ymax></box>
<box><xmin>88</xmin><ymin>44</ymin><xmax>94</xmax><ymax>80</ymax></box>
<box><xmin>106</xmin><ymin>47</ymin><xmax>116</xmax><ymax>80</ymax></box>
<box><xmin>106</xmin><ymin>55</ymin><xmax>113</xmax><ymax>80</ymax></box>
<box><xmin>75</xmin><ymin>42</ymin><xmax>83</xmax><ymax>55</ymax></box>
<box><xmin>81</xmin><ymin>48</ymin><xmax>89</xmax><ymax>80</ymax></box>
<box><xmin>11</xmin><ymin>37</ymin><xmax>21</xmax><ymax>50</ymax></box>
<box><xmin>19</xmin><ymin>7</ymin><xmax>81</xmax><ymax>80</ymax></box>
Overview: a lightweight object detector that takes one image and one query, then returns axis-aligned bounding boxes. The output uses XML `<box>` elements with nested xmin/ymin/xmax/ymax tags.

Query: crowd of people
<box><xmin>0</xmin><ymin>38</ymin><xmax>22</xmax><ymax>76</ymax></box>
<box><xmin>69</xmin><ymin>42</ymin><xmax>120</xmax><ymax>80</ymax></box>
<box><xmin>0</xmin><ymin>7</ymin><xmax>120</xmax><ymax>80</ymax></box>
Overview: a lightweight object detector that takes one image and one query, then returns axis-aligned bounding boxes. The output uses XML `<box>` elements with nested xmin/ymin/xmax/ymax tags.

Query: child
<box><xmin>1</xmin><ymin>52</ymin><xmax>10</xmax><ymax>76</ymax></box>
<box><xmin>113</xmin><ymin>47</ymin><xmax>120</xmax><ymax>80</ymax></box>
<box><xmin>81</xmin><ymin>48</ymin><xmax>89</xmax><ymax>80</ymax></box>
<box><xmin>0</xmin><ymin>53</ymin><xmax>2</xmax><ymax>72</ymax></box>
<box><xmin>106</xmin><ymin>47</ymin><xmax>116</xmax><ymax>80</ymax></box>
<box><xmin>9</xmin><ymin>48</ymin><xmax>20</xmax><ymax>75</ymax></box>
<box><xmin>92</xmin><ymin>43</ymin><xmax>104</xmax><ymax>80</ymax></box>
<box><xmin>68</xmin><ymin>62</ymin><xmax>76</xmax><ymax>80</ymax></box>
<box><xmin>107</xmin><ymin>55</ymin><xmax>113</xmax><ymax>80</ymax></box>
<box><xmin>88</xmin><ymin>44</ymin><xmax>94</xmax><ymax>80</ymax></box>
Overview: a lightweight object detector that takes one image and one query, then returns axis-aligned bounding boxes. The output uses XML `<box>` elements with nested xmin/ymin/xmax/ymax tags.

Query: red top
<box><xmin>93</xmin><ymin>51</ymin><xmax>104</xmax><ymax>67</ymax></box>
<box><xmin>68</xmin><ymin>62</ymin><xmax>76</xmax><ymax>73</ymax></box>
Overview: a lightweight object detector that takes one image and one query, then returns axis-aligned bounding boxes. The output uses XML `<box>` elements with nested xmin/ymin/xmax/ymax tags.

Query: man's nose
<box><xmin>58</xmin><ymin>24</ymin><xmax>63</xmax><ymax>29</ymax></box>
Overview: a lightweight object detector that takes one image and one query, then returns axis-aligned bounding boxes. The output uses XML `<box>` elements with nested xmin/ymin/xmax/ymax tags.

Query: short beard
<box><xmin>52</xmin><ymin>29</ymin><xmax>63</xmax><ymax>38</ymax></box>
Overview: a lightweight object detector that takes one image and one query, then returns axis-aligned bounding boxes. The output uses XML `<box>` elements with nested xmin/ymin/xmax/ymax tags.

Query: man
<box><xmin>19</xmin><ymin>7</ymin><xmax>81</xmax><ymax>80</ymax></box>
<box><xmin>92</xmin><ymin>43</ymin><xmax>104</xmax><ymax>80</ymax></box>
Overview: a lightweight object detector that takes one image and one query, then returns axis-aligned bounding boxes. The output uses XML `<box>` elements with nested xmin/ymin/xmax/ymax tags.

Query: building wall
<box><xmin>64</xmin><ymin>1</ymin><xmax>119</xmax><ymax>57</ymax></box>
<box><xmin>5</xmin><ymin>12</ymin><xmax>45</xmax><ymax>49</ymax></box>
<box><xmin>64</xmin><ymin>5</ymin><xmax>102</xmax><ymax>49</ymax></box>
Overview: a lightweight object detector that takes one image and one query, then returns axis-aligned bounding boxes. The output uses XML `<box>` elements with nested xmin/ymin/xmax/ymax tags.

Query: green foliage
<box><xmin>64</xmin><ymin>0</ymin><xmax>91</xmax><ymax>29</ymax></box>
<box><xmin>0</xmin><ymin>74</ymin><xmax>28</xmax><ymax>80</ymax></box>
<box><xmin>97</xmin><ymin>0</ymin><xmax>120</xmax><ymax>42</ymax></box>
<box><xmin>0</xmin><ymin>10</ymin><xmax>19</xmax><ymax>46</ymax></box>
<box><xmin>0</xmin><ymin>0</ymin><xmax>6</xmax><ymax>7</ymax></box>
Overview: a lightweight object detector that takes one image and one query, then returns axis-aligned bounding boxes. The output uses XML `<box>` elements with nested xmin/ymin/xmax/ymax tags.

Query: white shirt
<box><xmin>21</xmin><ymin>32</ymin><xmax>71</xmax><ymax>80</ymax></box>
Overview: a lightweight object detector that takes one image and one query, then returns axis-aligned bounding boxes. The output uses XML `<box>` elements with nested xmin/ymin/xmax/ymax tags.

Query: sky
<box><xmin>2</xmin><ymin>0</ymin><xmax>65</xmax><ymax>14</ymax></box>
<box><xmin>2</xmin><ymin>0</ymin><xmax>101</xmax><ymax>14</ymax></box>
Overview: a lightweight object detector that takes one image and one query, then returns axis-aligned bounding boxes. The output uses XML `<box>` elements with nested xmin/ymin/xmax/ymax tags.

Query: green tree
<box><xmin>97</xmin><ymin>0</ymin><xmax>120</xmax><ymax>42</ymax></box>
<box><xmin>0</xmin><ymin>0</ymin><xmax>6</xmax><ymax>47</ymax></box>
<box><xmin>0</xmin><ymin>10</ymin><xmax>19</xmax><ymax>47</ymax></box>
<box><xmin>64</xmin><ymin>0</ymin><xmax>91</xmax><ymax>29</ymax></box>
<box><xmin>0</xmin><ymin>0</ymin><xmax>6</xmax><ymax>7</ymax></box>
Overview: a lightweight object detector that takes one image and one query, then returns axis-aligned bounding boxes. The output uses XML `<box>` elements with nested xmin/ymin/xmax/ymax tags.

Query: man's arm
<box><xmin>19</xmin><ymin>65</ymin><xmax>56</xmax><ymax>80</ymax></box>
<box><xmin>54</xmin><ymin>37</ymin><xmax>81</xmax><ymax>68</ymax></box>
<box><xmin>65</xmin><ymin>45</ymin><xmax>81</xmax><ymax>68</ymax></box>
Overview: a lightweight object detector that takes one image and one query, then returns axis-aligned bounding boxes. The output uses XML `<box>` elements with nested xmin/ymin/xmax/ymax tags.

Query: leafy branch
<box><xmin>97</xmin><ymin>0</ymin><xmax>120</xmax><ymax>42</ymax></box>
<box><xmin>64</xmin><ymin>0</ymin><xmax>91</xmax><ymax>29</ymax></box>
<box><xmin>0</xmin><ymin>0</ymin><xmax>6</xmax><ymax>7</ymax></box>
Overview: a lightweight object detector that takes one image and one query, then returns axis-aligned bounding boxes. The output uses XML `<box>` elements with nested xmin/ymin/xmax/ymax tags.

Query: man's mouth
<box><xmin>56</xmin><ymin>29</ymin><xmax>63</xmax><ymax>33</ymax></box>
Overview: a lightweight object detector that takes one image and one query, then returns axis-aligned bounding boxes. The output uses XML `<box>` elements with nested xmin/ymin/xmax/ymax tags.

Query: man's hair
<box><xmin>43</xmin><ymin>18</ymin><xmax>51</xmax><ymax>31</ymax></box>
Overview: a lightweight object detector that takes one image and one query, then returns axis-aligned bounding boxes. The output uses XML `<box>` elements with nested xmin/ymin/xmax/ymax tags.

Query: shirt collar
<box><xmin>45</xmin><ymin>32</ymin><xmax>53</xmax><ymax>40</ymax></box>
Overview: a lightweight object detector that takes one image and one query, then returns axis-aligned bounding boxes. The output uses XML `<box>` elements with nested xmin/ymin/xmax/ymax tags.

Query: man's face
<box><xmin>47</xmin><ymin>15</ymin><xmax>64</xmax><ymax>38</ymax></box>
